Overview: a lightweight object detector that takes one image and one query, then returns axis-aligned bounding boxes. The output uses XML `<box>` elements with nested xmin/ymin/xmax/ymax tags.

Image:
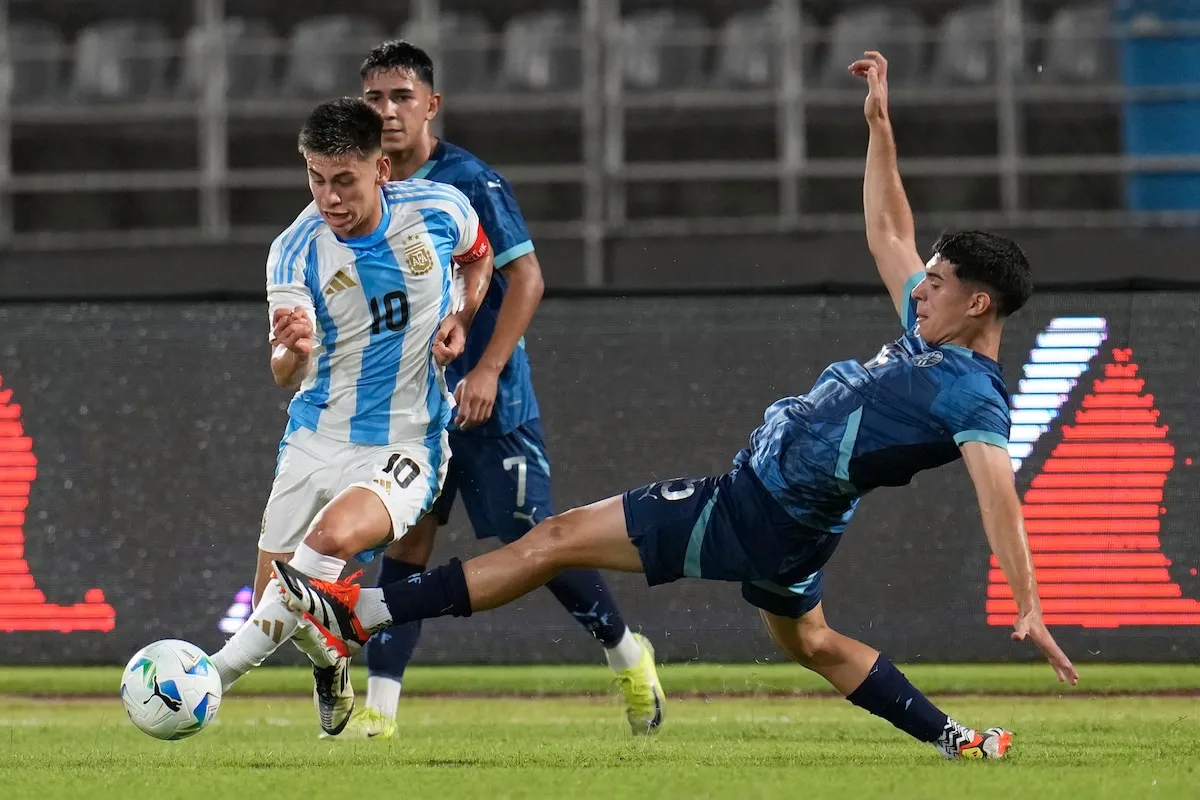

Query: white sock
<box><xmin>211</xmin><ymin>583</ymin><xmax>302</xmax><ymax>692</ymax></box>
<box><xmin>355</xmin><ymin>587</ymin><xmax>393</xmax><ymax>632</ymax></box>
<box><xmin>367</xmin><ymin>675</ymin><xmax>402</xmax><ymax>721</ymax></box>
<box><xmin>211</xmin><ymin>547</ymin><xmax>346</xmax><ymax>691</ymax></box>
<box><xmin>603</xmin><ymin>627</ymin><xmax>643</xmax><ymax>672</ymax></box>
<box><xmin>290</xmin><ymin>542</ymin><xmax>346</xmax><ymax>582</ymax></box>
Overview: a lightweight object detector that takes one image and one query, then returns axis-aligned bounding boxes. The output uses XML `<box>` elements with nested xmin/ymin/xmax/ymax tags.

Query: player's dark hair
<box><xmin>360</xmin><ymin>40</ymin><xmax>435</xmax><ymax>89</ymax></box>
<box><xmin>932</xmin><ymin>231</ymin><xmax>1033</xmax><ymax>318</ymax></box>
<box><xmin>297</xmin><ymin>97</ymin><xmax>383</xmax><ymax>159</ymax></box>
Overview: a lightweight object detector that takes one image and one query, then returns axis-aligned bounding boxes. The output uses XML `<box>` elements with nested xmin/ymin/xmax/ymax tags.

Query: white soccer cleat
<box><xmin>937</xmin><ymin>723</ymin><xmax>1013</xmax><ymax>759</ymax></box>
<box><xmin>312</xmin><ymin>656</ymin><xmax>355</xmax><ymax>737</ymax></box>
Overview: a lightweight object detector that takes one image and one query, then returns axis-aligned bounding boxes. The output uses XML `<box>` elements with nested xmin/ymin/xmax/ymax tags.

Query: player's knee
<box><xmin>305</xmin><ymin>514</ymin><xmax>366</xmax><ymax>561</ymax></box>
<box><xmin>513</xmin><ymin>513</ymin><xmax>575</xmax><ymax>570</ymax></box>
<box><xmin>765</xmin><ymin>611</ymin><xmax>838</xmax><ymax>669</ymax></box>
<box><xmin>789</xmin><ymin>622</ymin><xmax>838</xmax><ymax>668</ymax></box>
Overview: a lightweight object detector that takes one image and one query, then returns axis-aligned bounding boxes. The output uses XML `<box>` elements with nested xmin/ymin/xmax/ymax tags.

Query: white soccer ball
<box><xmin>119</xmin><ymin>639</ymin><xmax>223</xmax><ymax>740</ymax></box>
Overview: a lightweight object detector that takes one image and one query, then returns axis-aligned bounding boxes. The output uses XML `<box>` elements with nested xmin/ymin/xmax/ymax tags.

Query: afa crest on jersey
<box><xmin>404</xmin><ymin>235</ymin><xmax>435</xmax><ymax>276</ymax></box>
<box><xmin>913</xmin><ymin>351</ymin><xmax>944</xmax><ymax>368</ymax></box>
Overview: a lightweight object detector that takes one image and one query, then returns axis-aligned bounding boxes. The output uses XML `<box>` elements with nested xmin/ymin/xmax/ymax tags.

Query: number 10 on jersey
<box><xmin>370</xmin><ymin>291</ymin><xmax>410</xmax><ymax>334</ymax></box>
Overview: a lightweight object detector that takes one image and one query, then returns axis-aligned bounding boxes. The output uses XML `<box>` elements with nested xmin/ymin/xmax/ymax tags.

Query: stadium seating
<box><xmin>927</xmin><ymin>2</ymin><xmax>1033</xmax><ymax>87</ymax></box>
<box><xmin>1040</xmin><ymin>2</ymin><xmax>1115</xmax><ymax>84</ymax></box>
<box><xmin>619</xmin><ymin>9</ymin><xmax>708</xmax><ymax>92</ymax></box>
<box><xmin>398</xmin><ymin>12</ymin><xmax>493</xmax><ymax>94</ymax></box>
<box><xmin>69</xmin><ymin>20</ymin><xmax>172</xmax><ymax>102</ymax></box>
<box><xmin>178</xmin><ymin>18</ymin><xmax>278</xmax><ymax>99</ymax></box>
<box><xmin>7</xmin><ymin>21</ymin><xmax>66</xmax><ymax>104</ymax></box>
<box><xmin>281</xmin><ymin>15</ymin><xmax>387</xmax><ymax>97</ymax></box>
<box><xmin>497</xmin><ymin>10</ymin><xmax>582</xmax><ymax>91</ymax></box>
<box><xmin>1</xmin><ymin>1</ymin><xmax>1147</xmax><ymax>236</ymax></box>
<box><xmin>713</xmin><ymin>8</ymin><xmax>824</xmax><ymax>89</ymax></box>
<box><xmin>929</xmin><ymin>4</ymin><xmax>1000</xmax><ymax>85</ymax></box>
<box><xmin>818</xmin><ymin>5</ymin><xmax>926</xmax><ymax>87</ymax></box>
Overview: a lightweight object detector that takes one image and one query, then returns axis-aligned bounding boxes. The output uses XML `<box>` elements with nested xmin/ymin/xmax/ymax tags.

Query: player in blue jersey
<box><xmin>329</xmin><ymin>41</ymin><xmax>662</xmax><ymax>739</ymax></box>
<box><xmin>209</xmin><ymin>97</ymin><xmax>492</xmax><ymax>736</ymax></box>
<box><xmin>274</xmin><ymin>52</ymin><xmax>1079</xmax><ymax>758</ymax></box>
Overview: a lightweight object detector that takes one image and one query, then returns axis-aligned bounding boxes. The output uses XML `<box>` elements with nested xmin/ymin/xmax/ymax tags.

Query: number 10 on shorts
<box><xmin>383</xmin><ymin>453</ymin><xmax>421</xmax><ymax>489</ymax></box>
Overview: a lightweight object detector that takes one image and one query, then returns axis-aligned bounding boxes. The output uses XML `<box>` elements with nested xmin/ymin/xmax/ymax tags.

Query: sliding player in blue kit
<box><xmin>333</xmin><ymin>41</ymin><xmax>662</xmax><ymax>739</ymax></box>
<box><xmin>278</xmin><ymin>52</ymin><xmax>1078</xmax><ymax>757</ymax></box>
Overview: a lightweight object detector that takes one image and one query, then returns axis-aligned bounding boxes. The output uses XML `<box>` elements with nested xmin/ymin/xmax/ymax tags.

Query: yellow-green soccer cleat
<box><xmin>615</xmin><ymin>633</ymin><xmax>665</xmax><ymax>735</ymax></box>
<box><xmin>318</xmin><ymin>706</ymin><xmax>397</xmax><ymax>741</ymax></box>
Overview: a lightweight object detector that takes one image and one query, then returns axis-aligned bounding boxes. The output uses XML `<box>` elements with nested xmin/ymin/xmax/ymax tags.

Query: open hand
<box><xmin>454</xmin><ymin>365</ymin><xmax>499</xmax><ymax>429</ymax></box>
<box><xmin>1013</xmin><ymin>610</ymin><xmax>1079</xmax><ymax>685</ymax></box>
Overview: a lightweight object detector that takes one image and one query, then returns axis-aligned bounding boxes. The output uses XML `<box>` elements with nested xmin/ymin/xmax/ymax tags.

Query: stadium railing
<box><xmin>1</xmin><ymin>0</ymin><xmax>1199</xmax><ymax>286</ymax></box>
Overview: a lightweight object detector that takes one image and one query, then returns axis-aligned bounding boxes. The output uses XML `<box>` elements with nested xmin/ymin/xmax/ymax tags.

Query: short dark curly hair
<box><xmin>932</xmin><ymin>231</ymin><xmax>1033</xmax><ymax>317</ymax></box>
<box><xmin>360</xmin><ymin>40</ymin><xmax>435</xmax><ymax>88</ymax></box>
<box><xmin>297</xmin><ymin>97</ymin><xmax>383</xmax><ymax>159</ymax></box>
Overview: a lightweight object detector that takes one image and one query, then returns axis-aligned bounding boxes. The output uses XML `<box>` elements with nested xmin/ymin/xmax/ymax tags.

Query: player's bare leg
<box><xmin>353</xmin><ymin>504</ymin><xmax>659</xmax><ymax>738</ymax></box>
<box><xmin>464</xmin><ymin>497</ymin><xmax>645</xmax><ymax>605</ymax></box>
<box><xmin>277</xmin><ymin>497</ymin><xmax>639</xmax><ymax>640</ymax></box>
<box><xmin>301</xmin><ymin>485</ymin><xmax>396</xmax><ymax>562</ymax></box>
<box><xmin>760</xmin><ymin>606</ymin><xmax>1011</xmax><ymax>759</ymax></box>
<box><xmin>275</xmin><ymin>497</ymin><xmax>666</xmax><ymax>733</ymax></box>
<box><xmin>757</xmin><ymin>605</ymin><xmax>878</xmax><ymax>693</ymax></box>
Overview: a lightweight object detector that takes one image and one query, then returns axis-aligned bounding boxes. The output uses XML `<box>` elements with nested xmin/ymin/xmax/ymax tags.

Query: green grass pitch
<box><xmin>2</xmin><ymin>664</ymin><xmax>1198</xmax><ymax>799</ymax></box>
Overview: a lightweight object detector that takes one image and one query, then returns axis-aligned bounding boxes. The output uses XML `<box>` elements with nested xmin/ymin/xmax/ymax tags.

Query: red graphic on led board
<box><xmin>0</xmin><ymin>374</ymin><xmax>116</xmax><ymax>632</ymax></box>
<box><xmin>987</xmin><ymin>349</ymin><xmax>1200</xmax><ymax>628</ymax></box>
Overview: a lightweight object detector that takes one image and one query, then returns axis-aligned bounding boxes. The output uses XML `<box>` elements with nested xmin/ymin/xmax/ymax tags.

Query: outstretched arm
<box><xmin>960</xmin><ymin>441</ymin><xmax>1079</xmax><ymax>685</ymax></box>
<box><xmin>851</xmin><ymin>51</ymin><xmax>925</xmax><ymax>317</ymax></box>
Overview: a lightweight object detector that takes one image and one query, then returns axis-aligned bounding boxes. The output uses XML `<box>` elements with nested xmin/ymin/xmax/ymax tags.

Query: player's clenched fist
<box><xmin>849</xmin><ymin>50</ymin><xmax>890</xmax><ymax>124</ymax></box>
<box><xmin>432</xmin><ymin>315</ymin><xmax>467</xmax><ymax>366</ymax></box>
<box><xmin>272</xmin><ymin>305</ymin><xmax>315</xmax><ymax>355</ymax></box>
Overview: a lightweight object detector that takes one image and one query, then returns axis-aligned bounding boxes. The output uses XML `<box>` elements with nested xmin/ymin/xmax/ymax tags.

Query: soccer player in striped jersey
<box><xmin>208</xmin><ymin>97</ymin><xmax>492</xmax><ymax>737</ymax></box>
<box><xmin>325</xmin><ymin>41</ymin><xmax>663</xmax><ymax>740</ymax></box>
<box><xmin>273</xmin><ymin>53</ymin><xmax>1079</xmax><ymax>759</ymax></box>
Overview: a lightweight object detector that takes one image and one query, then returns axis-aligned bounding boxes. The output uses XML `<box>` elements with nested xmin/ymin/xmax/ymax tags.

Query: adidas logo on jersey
<box><xmin>324</xmin><ymin>270</ymin><xmax>358</xmax><ymax>296</ymax></box>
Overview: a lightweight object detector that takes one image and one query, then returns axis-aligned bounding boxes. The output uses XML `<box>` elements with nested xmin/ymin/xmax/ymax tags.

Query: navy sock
<box><xmin>365</xmin><ymin>558</ymin><xmax>426</xmax><ymax>680</ymax></box>
<box><xmin>380</xmin><ymin>557</ymin><xmax>473</xmax><ymax>625</ymax></box>
<box><xmin>846</xmin><ymin>654</ymin><xmax>949</xmax><ymax>743</ymax></box>
<box><xmin>545</xmin><ymin>568</ymin><xmax>627</xmax><ymax>648</ymax></box>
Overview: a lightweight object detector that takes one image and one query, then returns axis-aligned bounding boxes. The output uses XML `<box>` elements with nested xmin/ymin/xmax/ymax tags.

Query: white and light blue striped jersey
<box><xmin>266</xmin><ymin>180</ymin><xmax>484</xmax><ymax>447</ymax></box>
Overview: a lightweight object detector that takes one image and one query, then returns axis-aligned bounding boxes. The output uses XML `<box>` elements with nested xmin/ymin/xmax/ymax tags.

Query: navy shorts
<box><xmin>432</xmin><ymin>418</ymin><xmax>554</xmax><ymax>544</ymax></box>
<box><xmin>622</xmin><ymin>463</ymin><xmax>841</xmax><ymax>618</ymax></box>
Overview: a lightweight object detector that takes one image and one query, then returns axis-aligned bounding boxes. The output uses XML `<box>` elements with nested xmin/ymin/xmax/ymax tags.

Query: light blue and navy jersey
<box><xmin>266</xmin><ymin>181</ymin><xmax>484</xmax><ymax>447</ymax></box>
<box><xmin>746</xmin><ymin>271</ymin><xmax>1012</xmax><ymax>532</ymax></box>
<box><xmin>412</xmin><ymin>139</ymin><xmax>539</xmax><ymax>437</ymax></box>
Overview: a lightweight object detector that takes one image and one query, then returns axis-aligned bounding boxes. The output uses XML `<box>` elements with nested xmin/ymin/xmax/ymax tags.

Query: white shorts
<box><xmin>258</xmin><ymin>423</ymin><xmax>450</xmax><ymax>555</ymax></box>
